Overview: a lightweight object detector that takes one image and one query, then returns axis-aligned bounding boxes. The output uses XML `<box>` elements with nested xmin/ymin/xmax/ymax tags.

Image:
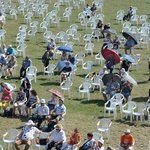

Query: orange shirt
<box><xmin>68</xmin><ymin>132</ymin><xmax>82</xmax><ymax>145</ymax></box>
<box><xmin>120</xmin><ymin>134</ymin><xmax>134</xmax><ymax>145</ymax></box>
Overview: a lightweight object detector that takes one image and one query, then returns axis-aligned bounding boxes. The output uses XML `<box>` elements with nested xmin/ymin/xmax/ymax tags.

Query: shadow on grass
<box><xmin>137</xmin><ymin>81</ymin><xmax>150</xmax><ymax>85</ymax></box>
<box><xmin>80</xmin><ymin>99</ymin><xmax>104</xmax><ymax>106</ymax></box>
<box><xmin>132</xmin><ymin>96</ymin><xmax>147</xmax><ymax>102</ymax></box>
<box><xmin>37</xmin><ymin>72</ymin><xmax>44</xmax><ymax>76</ymax></box>
<box><xmin>40</xmin><ymin>81</ymin><xmax>60</xmax><ymax>86</ymax></box>
<box><xmin>77</xmin><ymin>74</ymin><xmax>87</xmax><ymax>78</ymax></box>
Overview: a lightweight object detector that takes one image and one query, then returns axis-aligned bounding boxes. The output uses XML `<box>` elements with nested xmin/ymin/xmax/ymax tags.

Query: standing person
<box><xmin>42</xmin><ymin>47</ymin><xmax>53</xmax><ymax>68</ymax></box>
<box><xmin>105</xmin><ymin>55</ymin><xmax>116</xmax><ymax>73</ymax></box>
<box><xmin>15</xmin><ymin>120</ymin><xmax>42</xmax><ymax>150</ymax></box>
<box><xmin>119</xmin><ymin>129</ymin><xmax>135</xmax><ymax>150</ymax></box>
<box><xmin>21</xmin><ymin>77</ymin><xmax>31</xmax><ymax>100</ymax></box>
<box><xmin>32</xmin><ymin>99</ymin><xmax>49</xmax><ymax>129</ymax></box>
<box><xmin>127</xmin><ymin>6</ymin><xmax>133</xmax><ymax>21</ymax></box>
<box><xmin>79</xmin><ymin>132</ymin><xmax>95</xmax><ymax>150</ymax></box>
<box><xmin>20</xmin><ymin>56</ymin><xmax>32</xmax><ymax>79</ymax></box>
<box><xmin>0</xmin><ymin>55</ymin><xmax>6</xmax><ymax>78</ymax></box>
<box><xmin>113</xmin><ymin>36</ymin><xmax>121</xmax><ymax>53</ymax></box>
<box><xmin>12</xmin><ymin>86</ymin><xmax>27</xmax><ymax>117</ymax></box>
<box><xmin>47</xmin><ymin>124</ymin><xmax>66</xmax><ymax>150</ymax></box>
<box><xmin>61</xmin><ymin>128</ymin><xmax>82</xmax><ymax>150</ymax></box>
<box><xmin>25</xmin><ymin>89</ymin><xmax>39</xmax><ymax>117</ymax></box>
<box><xmin>47</xmin><ymin>38</ymin><xmax>56</xmax><ymax>51</ymax></box>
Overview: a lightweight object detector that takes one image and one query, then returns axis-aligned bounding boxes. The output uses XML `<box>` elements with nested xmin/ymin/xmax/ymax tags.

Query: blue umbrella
<box><xmin>58</xmin><ymin>46</ymin><xmax>73</xmax><ymax>53</ymax></box>
<box><xmin>121</xmin><ymin>54</ymin><xmax>135</xmax><ymax>63</ymax></box>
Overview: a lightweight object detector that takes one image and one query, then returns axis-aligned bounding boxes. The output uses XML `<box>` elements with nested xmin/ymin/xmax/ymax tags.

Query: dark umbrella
<box><xmin>104</xmin><ymin>28</ymin><xmax>117</xmax><ymax>34</ymax></box>
<box><xmin>101</xmin><ymin>49</ymin><xmax>120</xmax><ymax>64</ymax></box>
<box><xmin>58</xmin><ymin>46</ymin><xmax>73</xmax><ymax>53</ymax></box>
<box><xmin>122</xmin><ymin>31</ymin><xmax>138</xmax><ymax>45</ymax></box>
<box><xmin>102</xmin><ymin>73</ymin><xmax>121</xmax><ymax>86</ymax></box>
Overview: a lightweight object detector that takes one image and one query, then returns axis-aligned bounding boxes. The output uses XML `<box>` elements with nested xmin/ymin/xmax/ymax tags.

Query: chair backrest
<box><xmin>81</xmin><ymin>82</ymin><xmax>91</xmax><ymax>90</ymax></box>
<box><xmin>136</xmin><ymin>103</ymin><xmax>146</xmax><ymax>113</ymax></box>
<box><xmin>0</xmin><ymin>145</ymin><xmax>3</xmax><ymax>150</ymax></box>
<box><xmin>97</xmin><ymin>118</ymin><xmax>112</xmax><ymax>129</ymax></box>
<box><xmin>47</xmin><ymin>64</ymin><xmax>56</xmax><ymax>72</ymax></box>
<box><xmin>112</xmin><ymin>93</ymin><xmax>124</xmax><ymax>105</ymax></box>
<box><xmin>6</xmin><ymin>129</ymin><xmax>19</xmax><ymax>140</ymax></box>
<box><xmin>63</xmin><ymin>80</ymin><xmax>72</xmax><ymax>88</ymax></box>
<box><xmin>26</xmin><ymin>66</ymin><xmax>37</xmax><ymax>74</ymax></box>
<box><xmin>124</xmin><ymin>101</ymin><xmax>136</xmax><ymax>111</ymax></box>
<box><xmin>93</xmin><ymin>132</ymin><xmax>103</xmax><ymax>142</ymax></box>
<box><xmin>86</xmin><ymin>61</ymin><xmax>94</xmax><ymax>67</ymax></box>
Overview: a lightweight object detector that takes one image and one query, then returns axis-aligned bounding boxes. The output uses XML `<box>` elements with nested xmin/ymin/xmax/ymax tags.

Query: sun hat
<box><xmin>59</xmin><ymin>97</ymin><xmax>65</xmax><ymax>102</ymax></box>
<box><xmin>65</xmin><ymin>61</ymin><xmax>70</xmax><ymax>64</ymax></box>
<box><xmin>54</xmin><ymin>124</ymin><xmax>63</xmax><ymax>130</ymax></box>
<box><xmin>98</xmin><ymin>139</ymin><xmax>104</xmax><ymax>145</ymax></box>
<box><xmin>5</xmin><ymin>87</ymin><xmax>11</xmax><ymax>93</ymax></box>
<box><xmin>9</xmin><ymin>44</ymin><xmax>12</xmax><ymax>47</ymax></box>
<box><xmin>26</xmin><ymin>120</ymin><xmax>35</xmax><ymax>126</ymax></box>
<box><xmin>40</xmin><ymin>99</ymin><xmax>46</xmax><ymax>103</ymax></box>
<box><xmin>103</xmin><ymin>66</ymin><xmax>107</xmax><ymax>69</ymax></box>
<box><xmin>124</xmin><ymin>129</ymin><xmax>131</xmax><ymax>134</ymax></box>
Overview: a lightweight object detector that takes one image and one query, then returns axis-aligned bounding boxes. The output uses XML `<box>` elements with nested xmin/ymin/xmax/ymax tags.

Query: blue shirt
<box><xmin>22</xmin><ymin>59</ymin><xmax>31</xmax><ymax>69</ymax></box>
<box><xmin>0</xmin><ymin>58</ymin><xmax>6</xmax><ymax>65</ymax></box>
<box><xmin>125</xmin><ymin>39</ymin><xmax>135</xmax><ymax>47</ymax></box>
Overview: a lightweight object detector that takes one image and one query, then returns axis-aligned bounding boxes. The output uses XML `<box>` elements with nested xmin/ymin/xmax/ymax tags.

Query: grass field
<box><xmin>0</xmin><ymin>0</ymin><xmax>150</xmax><ymax>149</ymax></box>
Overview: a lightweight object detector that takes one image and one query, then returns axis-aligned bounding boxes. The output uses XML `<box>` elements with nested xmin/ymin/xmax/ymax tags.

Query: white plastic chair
<box><xmin>56</xmin><ymin>31</ymin><xmax>65</xmax><ymax>43</ymax></box>
<box><xmin>60</xmin><ymin>79</ymin><xmax>73</xmax><ymax>99</ymax></box>
<box><xmin>43</xmin><ymin>64</ymin><xmax>56</xmax><ymax>81</ymax></box>
<box><xmin>63</xmin><ymin>11</ymin><xmax>71</xmax><ymax>22</ymax></box>
<box><xmin>26</xmin><ymin>66</ymin><xmax>37</xmax><ymax>82</ymax></box>
<box><xmin>43</xmin><ymin>30</ymin><xmax>53</xmax><ymax>42</ymax></box>
<box><xmin>97</xmin><ymin>118</ymin><xmax>112</xmax><ymax>140</ymax></box>
<box><xmin>104</xmin><ymin>99</ymin><xmax>118</xmax><ymax>119</ymax></box>
<box><xmin>131</xmin><ymin>54</ymin><xmax>141</xmax><ymax>70</ymax></box>
<box><xmin>78</xmin><ymin>81</ymin><xmax>91</xmax><ymax>101</ymax></box>
<box><xmin>34</xmin><ymin>133</ymin><xmax>49</xmax><ymax>150</ymax></box>
<box><xmin>92</xmin><ymin>132</ymin><xmax>103</xmax><ymax>142</ymax></box>
<box><xmin>83</xmin><ymin>34</ymin><xmax>92</xmax><ymax>44</ymax></box>
<box><xmin>95</xmin><ymin>52</ymin><xmax>105</xmax><ymax>66</ymax></box>
<box><xmin>91</xmin><ymin>75</ymin><xmax>103</xmax><ymax>92</ymax></box>
<box><xmin>10</xmin><ymin>8</ymin><xmax>17</xmax><ymax>20</ymax></box>
<box><xmin>17</xmin><ymin>43</ymin><xmax>27</xmax><ymax>58</ymax></box>
<box><xmin>75</xmin><ymin>52</ymin><xmax>85</xmax><ymax>65</ymax></box>
<box><xmin>121</xmin><ymin>101</ymin><xmax>136</xmax><ymax>123</ymax></box>
<box><xmin>51</xmin><ymin>16</ymin><xmax>60</xmax><ymax>28</ymax></box>
<box><xmin>80</xmin><ymin>18</ymin><xmax>88</xmax><ymax>30</ymax></box>
<box><xmin>0</xmin><ymin>145</ymin><xmax>3</xmax><ymax>150</ymax></box>
<box><xmin>84</xmin><ymin>43</ymin><xmax>94</xmax><ymax>56</ymax></box>
<box><xmin>54</xmin><ymin>2</ymin><xmax>61</xmax><ymax>11</ymax></box>
<box><xmin>133</xmin><ymin>103</ymin><xmax>146</xmax><ymax>124</ymax></box>
<box><xmin>147</xmin><ymin>106</ymin><xmax>150</xmax><ymax>126</ymax></box>
<box><xmin>82</xmin><ymin>61</ymin><xmax>94</xmax><ymax>73</ymax></box>
<box><xmin>131</xmin><ymin>14</ymin><xmax>139</xmax><ymax>25</ymax></box>
<box><xmin>2</xmin><ymin>129</ymin><xmax>19</xmax><ymax>150</ymax></box>
<box><xmin>40</xmin><ymin>21</ymin><xmax>48</xmax><ymax>32</ymax></box>
<box><xmin>139</xmin><ymin>15</ymin><xmax>148</xmax><ymax>24</ymax></box>
<box><xmin>72</xmin><ymin>32</ymin><xmax>81</xmax><ymax>45</ymax></box>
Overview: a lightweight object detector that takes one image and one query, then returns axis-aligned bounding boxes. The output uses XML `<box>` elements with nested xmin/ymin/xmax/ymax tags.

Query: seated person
<box><xmin>124</xmin><ymin>36</ymin><xmax>135</xmax><ymax>55</ymax></box>
<box><xmin>61</xmin><ymin>51</ymin><xmax>68</xmax><ymax>61</ymax></box>
<box><xmin>102</xmin><ymin>75</ymin><xmax>120</xmax><ymax>102</ymax></box>
<box><xmin>47</xmin><ymin>38</ymin><xmax>56</xmax><ymax>51</ymax></box>
<box><xmin>0</xmin><ymin>87</ymin><xmax>12</xmax><ymax>112</ymax></box>
<box><xmin>96</xmin><ymin>20</ymin><xmax>105</xmax><ymax>38</ymax></box>
<box><xmin>68</xmin><ymin>54</ymin><xmax>76</xmax><ymax>66</ymax></box>
<box><xmin>120</xmin><ymin>60</ymin><xmax>132</xmax><ymax>73</ymax></box>
<box><xmin>61</xmin><ymin>128</ymin><xmax>82</xmax><ymax>150</ymax></box>
<box><xmin>32</xmin><ymin>99</ymin><xmax>49</xmax><ymax>129</ymax></box>
<box><xmin>15</xmin><ymin>120</ymin><xmax>42</xmax><ymax>150</ymax></box>
<box><xmin>12</xmin><ymin>86</ymin><xmax>27</xmax><ymax>117</ymax></box>
<box><xmin>6</xmin><ymin>44</ymin><xmax>13</xmax><ymax>55</ymax></box>
<box><xmin>47</xmin><ymin>93</ymin><xmax>59</xmax><ymax>111</ymax></box>
<box><xmin>83</xmin><ymin>4</ymin><xmax>90</xmax><ymax>15</ymax></box>
<box><xmin>0</xmin><ymin>55</ymin><xmax>6</xmax><ymax>78</ymax></box>
<box><xmin>98</xmin><ymin>66</ymin><xmax>108</xmax><ymax>80</ymax></box>
<box><xmin>46</xmin><ymin>124</ymin><xmax>66</xmax><ymax>150</ymax></box>
<box><xmin>102</xmin><ymin>33</ymin><xmax>113</xmax><ymax>50</ymax></box>
<box><xmin>105</xmin><ymin>55</ymin><xmax>116</xmax><ymax>73</ymax></box>
<box><xmin>0</xmin><ymin>12</ymin><xmax>5</xmax><ymax>29</ymax></box>
<box><xmin>25</xmin><ymin>89</ymin><xmax>39</xmax><ymax>117</ymax></box>
<box><xmin>119</xmin><ymin>129</ymin><xmax>135</xmax><ymax>150</ymax></box>
<box><xmin>48</xmin><ymin>98</ymin><xmax>66</xmax><ymax>124</ymax></box>
<box><xmin>90</xmin><ymin>4</ymin><xmax>97</xmax><ymax>15</ymax></box>
<box><xmin>60</xmin><ymin>61</ymin><xmax>72</xmax><ymax>81</ymax></box>
<box><xmin>0</xmin><ymin>44</ymin><xmax>6</xmax><ymax>54</ymax></box>
<box><xmin>127</xmin><ymin>6</ymin><xmax>133</xmax><ymax>21</ymax></box>
<box><xmin>94</xmin><ymin>139</ymin><xmax>105</xmax><ymax>150</ymax></box>
<box><xmin>121</xmin><ymin>81</ymin><xmax>133</xmax><ymax>103</ymax></box>
<box><xmin>113</xmin><ymin>36</ymin><xmax>121</xmax><ymax>53</ymax></box>
<box><xmin>5</xmin><ymin>55</ymin><xmax>17</xmax><ymax>79</ymax></box>
<box><xmin>79</xmin><ymin>132</ymin><xmax>95</xmax><ymax>150</ymax></box>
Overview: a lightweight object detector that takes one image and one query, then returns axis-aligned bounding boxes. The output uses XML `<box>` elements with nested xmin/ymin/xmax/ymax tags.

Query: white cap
<box><xmin>26</xmin><ymin>120</ymin><xmax>35</xmax><ymax>125</ymax></box>
<box><xmin>40</xmin><ymin>99</ymin><xmax>46</xmax><ymax>103</ymax></box>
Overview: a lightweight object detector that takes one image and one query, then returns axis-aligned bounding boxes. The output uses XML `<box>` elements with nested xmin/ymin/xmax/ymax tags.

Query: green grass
<box><xmin>0</xmin><ymin>0</ymin><xmax>150</xmax><ymax>149</ymax></box>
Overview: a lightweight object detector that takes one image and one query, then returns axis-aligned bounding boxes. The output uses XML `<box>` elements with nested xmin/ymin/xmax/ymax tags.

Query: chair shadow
<box><xmin>40</xmin><ymin>81</ymin><xmax>60</xmax><ymax>86</ymax></box>
<box><xmin>37</xmin><ymin>71</ymin><xmax>44</xmax><ymax>76</ymax></box>
<box><xmin>132</xmin><ymin>96</ymin><xmax>147</xmax><ymax>102</ymax></box>
<box><xmin>80</xmin><ymin>99</ymin><xmax>104</xmax><ymax>106</ymax></box>
<box><xmin>137</xmin><ymin>81</ymin><xmax>150</xmax><ymax>85</ymax></box>
<box><xmin>77</xmin><ymin>74</ymin><xmax>87</xmax><ymax>78</ymax></box>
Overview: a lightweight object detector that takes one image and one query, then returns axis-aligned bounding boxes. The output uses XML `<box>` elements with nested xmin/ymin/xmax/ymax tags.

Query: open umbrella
<box><xmin>102</xmin><ymin>73</ymin><xmax>121</xmax><ymax>86</ymax></box>
<box><xmin>57</xmin><ymin>61</ymin><xmax>76</xmax><ymax>70</ymax></box>
<box><xmin>122</xmin><ymin>31</ymin><xmax>138</xmax><ymax>45</ymax></box>
<box><xmin>124</xmin><ymin>75</ymin><xmax>138</xmax><ymax>86</ymax></box>
<box><xmin>58</xmin><ymin>46</ymin><xmax>73</xmax><ymax>53</ymax></box>
<box><xmin>104</xmin><ymin>28</ymin><xmax>117</xmax><ymax>34</ymax></box>
<box><xmin>48</xmin><ymin>89</ymin><xmax>64</xmax><ymax>99</ymax></box>
<box><xmin>121</xmin><ymin>54</ymin><xmax>135</xmax><ymax>63</ymax></box>
<box><xmin>101</xmin><ymin>49</ymin><xmax>120</xmax><ymax>64</ymax></box>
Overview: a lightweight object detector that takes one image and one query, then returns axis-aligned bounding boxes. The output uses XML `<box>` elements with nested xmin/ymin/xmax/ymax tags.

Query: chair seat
<box><xmin>3</xmin><ymin>139</ymin><xmax>14</xmax><ymax>143</ymax></box>
<box><xmin>98</xmin><ymin>128</ymin><xmax>109</xmax><ymax>132</ymax></box>
<box><xmin>79</xmin><ymin>90</ymin><xmax>89</xmax><ymax>93</ymax></box>
<box><xmin>133</xmin><ymin>112</ymin><xmax>144</xmax><ymax>116</ymax></box>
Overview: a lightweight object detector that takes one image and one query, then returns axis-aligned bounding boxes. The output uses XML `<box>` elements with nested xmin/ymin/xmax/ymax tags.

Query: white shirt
<box><xmin>55</xmin><ymin>104</ymin><xmax>66</xmax><ymax>115</ymax></box>
<box><xmin>0</xmin><ymin>15</ymin><xmax>5</xmax><ymax>22</ymax></box>
<box><xmin>35</xmin><ymin>104</ymin><xmax>49</xmax><ymax>115</ymax></box>
<box><xmin>98</xmin><ymin>70</ymin><xmax>108</xmax><ymax>79</ymax></box>
<box><xmin>49</xmin><ymin>129</ymin><xmax>66</xmax><ymax>142</ymax></box>
<box><xmin>21</xmin><ymin>126</ymin><xmax>40</xmax><ymax>140</ymax></box>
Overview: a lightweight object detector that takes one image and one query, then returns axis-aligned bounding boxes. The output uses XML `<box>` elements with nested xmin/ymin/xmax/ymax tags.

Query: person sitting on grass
<box><xmin>12</xmin><ymin>86</ymin><xmax>27</xmax><ymax>117</ymax></box>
